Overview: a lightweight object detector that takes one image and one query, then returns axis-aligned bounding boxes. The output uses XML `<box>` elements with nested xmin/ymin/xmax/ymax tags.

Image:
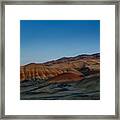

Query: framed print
<box><xmin>0</xmin><ymin>0</ymin><xmax>119</xmax><ymax>119</ymax></box>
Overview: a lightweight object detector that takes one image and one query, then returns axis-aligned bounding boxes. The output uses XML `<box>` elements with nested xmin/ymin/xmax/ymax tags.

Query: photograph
<box><xmin>20</xmin><ymin>20</ymin><xmax>100</xmax><ymax>100</ymax></box>
<box><xmin>1</xmin><ymin>1</ymin><xmax>118</xmax><ymax>119</ymax></box>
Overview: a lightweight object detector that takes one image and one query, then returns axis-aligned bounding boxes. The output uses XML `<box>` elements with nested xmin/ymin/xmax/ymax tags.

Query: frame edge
<box><xmin>1</xmin><ymin>0</ymin><xmax>119</xmax><ymax>119</ymax></box>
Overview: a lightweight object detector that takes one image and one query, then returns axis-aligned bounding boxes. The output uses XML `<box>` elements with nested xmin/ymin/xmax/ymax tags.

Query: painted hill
<box><xmin>48</xmin><ymin>71</ymin><xmax>84</xmax><ymax>83</ymax></box>
<box><xmin>20</xmin><ymin>53</ymin><xmax>100</xmax><ymax>83</ymax></box>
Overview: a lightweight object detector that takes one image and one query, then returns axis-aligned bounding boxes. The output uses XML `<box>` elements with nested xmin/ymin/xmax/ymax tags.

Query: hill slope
<box><xmin>20</xmin><ymin>53</ymin><xmax>100</xmax><ymax>83</ymax></box>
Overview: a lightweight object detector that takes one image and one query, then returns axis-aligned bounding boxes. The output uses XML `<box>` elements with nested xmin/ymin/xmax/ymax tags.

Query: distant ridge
<box><xmin>44</xmin><ymin>53</ymin><xmax>100</xmax><ymax>65</ymax></box>
<box><xmin>21</xmin><ymin>53</ymin><xmax>100</xmax><ymax>66</ymax></box>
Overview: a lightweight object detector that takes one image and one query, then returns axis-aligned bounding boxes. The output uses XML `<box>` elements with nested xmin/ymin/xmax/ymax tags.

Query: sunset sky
<box><xmin>20</xmin><ymin>20</ymin><xmax>100</xmax><ymax>65</ymax></box>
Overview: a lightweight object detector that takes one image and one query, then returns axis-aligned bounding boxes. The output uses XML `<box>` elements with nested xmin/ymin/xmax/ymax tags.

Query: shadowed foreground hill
<box><xmin>20</xmin><ymin>74</ymin><xmax>100</xmax><ymax>100</ymax></box>
<box><xmin>20</xmin><ymin>53</ymin><xmax>100</xmax><ymax>100</ymax></box>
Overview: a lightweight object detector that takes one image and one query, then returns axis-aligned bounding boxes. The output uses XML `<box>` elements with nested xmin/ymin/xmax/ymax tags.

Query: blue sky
<box><xmin>20</xmin><ymin>20</ymin><xmax>100</xmax><ymax>65</ymax></box>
